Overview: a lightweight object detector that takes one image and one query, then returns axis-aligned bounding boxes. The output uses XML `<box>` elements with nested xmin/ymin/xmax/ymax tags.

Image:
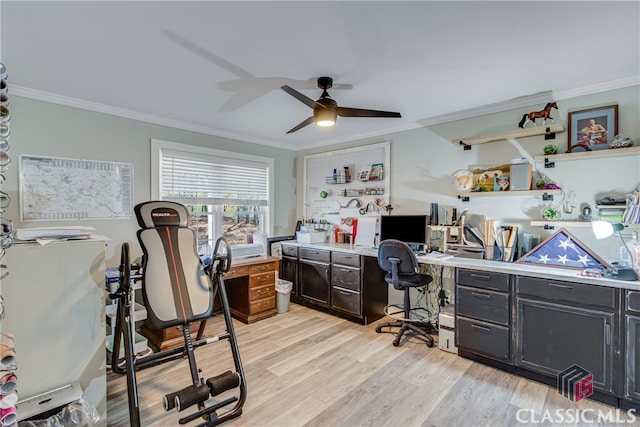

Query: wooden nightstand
<box><xmin>224</xmin><ymin>256</ymin><xmax>280</xmax><ymax>324</ymax></box>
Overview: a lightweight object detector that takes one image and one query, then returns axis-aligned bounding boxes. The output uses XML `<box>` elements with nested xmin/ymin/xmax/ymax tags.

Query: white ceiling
<box><xmin>2</xmin><ymin>1</ymin><xmax>639</xmax><ymax>151</ymax></box>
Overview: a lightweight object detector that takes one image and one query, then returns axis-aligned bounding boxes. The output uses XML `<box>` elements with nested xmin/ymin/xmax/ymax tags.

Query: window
<box><xmin>152</xmin><ymin>140</ymin><xmax>274</xmax><ymax>249</ymax></box>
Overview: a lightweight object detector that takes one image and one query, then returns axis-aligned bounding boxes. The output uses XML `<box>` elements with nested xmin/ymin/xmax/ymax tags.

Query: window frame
<box><xmin>151</xmin><ymin>139</ymin><xmax>274</xmax><ymax>236</ymax></box>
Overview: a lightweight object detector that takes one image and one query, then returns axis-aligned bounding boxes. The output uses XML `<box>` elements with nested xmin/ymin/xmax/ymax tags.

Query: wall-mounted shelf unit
<box><xmin>534</xmin><ymin>145</ymin><xmax>640</xmax><ymax>168</ymax></box>
<box><xmin>452</xmin><ymin>123</ymin><xmax>564</xmax><ymax>150</ymax></box>
<box><xmin>457</xmin><ymin>189</ymin><xmax>561</xmax><ymax>202</ymax></box>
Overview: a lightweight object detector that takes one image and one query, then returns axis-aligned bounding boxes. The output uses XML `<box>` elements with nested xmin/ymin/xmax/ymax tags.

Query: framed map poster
<box><xmin>19</xmin><ymin>154</ymin><xmax>134</xmax><ymax>220</ymax></box>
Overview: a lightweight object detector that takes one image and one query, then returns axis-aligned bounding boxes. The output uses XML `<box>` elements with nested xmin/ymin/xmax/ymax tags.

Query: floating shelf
<box><xmin>530</xmin><ymin>221</ymin><xmax>640</xmax><ymax>229</ymax></box>
<box><xmin>452</xmin><ymin>123</ymin><xmax>564</xmax><ymax>149</ymax></box>
<box><xmin>457</xmin><ymin>189</ymin><xmax>562</xmax><ymax>201</ymax></box>
<box><xmin>534</xmin><ymin>145</ymin><xmax>640</xmax><ymax>167</ymax></box>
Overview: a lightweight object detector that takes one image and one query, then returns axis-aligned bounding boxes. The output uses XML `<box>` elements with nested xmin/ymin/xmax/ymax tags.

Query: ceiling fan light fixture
<box><xmin>315</xmin><ymin>109</ymin><xmax>336</xmax><ymax>127</ymax></box>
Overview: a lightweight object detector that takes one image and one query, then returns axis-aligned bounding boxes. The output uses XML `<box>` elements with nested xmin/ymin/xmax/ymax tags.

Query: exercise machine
<box><xmin>109</xmin><ymin>201</ymin><xmax>246</xmax><ymax>426</ymax></box>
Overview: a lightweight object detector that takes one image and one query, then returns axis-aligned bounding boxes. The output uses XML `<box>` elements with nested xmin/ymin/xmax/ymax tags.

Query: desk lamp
<box><xmin>592</xmin><ymin>221</ymin><xmax>638</xmax><ymax>281</ymax></box>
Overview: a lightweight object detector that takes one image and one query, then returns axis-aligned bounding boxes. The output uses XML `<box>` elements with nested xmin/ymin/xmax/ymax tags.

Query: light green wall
<box><xmin>4</xmin><ymin>96</ymin><xmax>298</xmax><ymax>265</ymax></box>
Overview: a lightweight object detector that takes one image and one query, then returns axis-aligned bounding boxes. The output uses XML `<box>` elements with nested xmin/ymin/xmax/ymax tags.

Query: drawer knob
<box><xmin>258</xmin><ymin>302</ymin><xmax>269</xmax><ymax>308</ymax></box>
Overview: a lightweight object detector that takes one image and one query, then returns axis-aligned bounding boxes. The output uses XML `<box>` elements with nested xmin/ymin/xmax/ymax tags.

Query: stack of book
<box><xmin>597</xmin><ymin>204</ymin><xmax>626</xmax><ymax>223</ymax></box>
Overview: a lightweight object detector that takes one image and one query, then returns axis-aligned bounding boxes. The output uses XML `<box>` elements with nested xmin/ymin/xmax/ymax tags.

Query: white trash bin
<box><xmin>275</xmin><ymin>279</ymin><xmax>293</xmax><ymax>313</ymax></box>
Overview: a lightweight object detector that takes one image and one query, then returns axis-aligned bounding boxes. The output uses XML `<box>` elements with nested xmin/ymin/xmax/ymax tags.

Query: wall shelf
<box><xmin>457</xmin><ymin>189</ymin><xmax>562</xmax><ymax>202</ymax></box>
<box><xmin>534</xmin><ymin>145</ymin><xmax>640</xmax><ymax>168</ymax></box>
<box><xmin>530</xmin><ymin>220</ymin><xmax>640</xmax><ymax>229</ymax></box>
<box><xmin>452</xmin><ymin>123</ymin><xmax>564</xmax><ymax>150</ymax></box>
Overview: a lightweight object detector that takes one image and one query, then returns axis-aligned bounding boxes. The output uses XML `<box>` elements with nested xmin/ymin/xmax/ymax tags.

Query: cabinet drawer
<box><xmin>517</xmin><ymin>276</ymin><xmax>616</xmax><ymax>309</ymax></box>
<box><xmin>250</xmin><ymin>261</ymin><xmax>277</xmax><ymax>274</ymax></box>
<box><xmin>250</xmin><ymin>284</ymin><xmax>275</xmax><ymax>301</ymax></box>
<box><xmin>250</xmin><ymin>271</ymin><xmax>275</xmax><ymax>287</ymax></box>
<box><xmin>331</xmin><ymin>266</ymin><xmax>361</xmax><ymax>291</ymax></box>
<box><xmin>456</xmin><ymin>285</ymin><xmax>510</xmax><ymax>325</ymax></box>
<box><xmin>332</xmin><ymin>287</ymin><xmax>361</xmax><ymax>316</ymax></box>
<box><xmin>627</xmin><ymin>291</ymin><xmax>640</xmax><ymax>313</ymax></box>
<box><xmin>457</xmin><ymin>269</ymin><xmax>509</xmax><ymax>292</ymax></box>
<box><xmin>457</xmin><ymin>316</ymin><xmax>510</xmax><ymax>362</ymax></box>
<box><xmin>299</xmin><ymin>247</ymin><xmax>331</xmax><ymax>262</ymax></box>
<box><xmin>224</xmin><ymin>265</ymin><xmax>250</xmax><ymax>279</ymax></box>
<box><xmin>331</xmin><ymin>251</ymin><xmax>360</xmax><ymax>268</ymax></box>
<box><xmin>249</xmin><ymin>297</ymin><xmax>276</xmax><ymax>314</ymax></box>
<box><xmin>281</xmin><ymin>244</ymin><xmax>298</xmax><ymax>257</ymax></box>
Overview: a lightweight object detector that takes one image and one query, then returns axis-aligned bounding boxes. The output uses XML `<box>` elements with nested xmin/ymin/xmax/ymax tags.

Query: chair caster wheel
<box><xmin>375</xmin><ymin>326</ymin><xmax>383</xmax><ymax>333</ymax></box>
<box><xmin>392</xmin><ymin>340</ymin><xmax>400</xmax><ymax>347</ymax></box>
<box><xmin>426</xmin><ymin>340</ymin><xmax>435</xmax><ymax>348</ymax></box>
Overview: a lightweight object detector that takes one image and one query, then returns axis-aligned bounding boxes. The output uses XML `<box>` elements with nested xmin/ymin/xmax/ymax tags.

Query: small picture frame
<box><xmin>368</xmin><ymin>163</ymin><xmax>384</xmax><ymax>181</ymax></box>
<box><xmin>567</xmin><ymin>104</ymin><xmax>618</xmax><ymax>152</ymax></box>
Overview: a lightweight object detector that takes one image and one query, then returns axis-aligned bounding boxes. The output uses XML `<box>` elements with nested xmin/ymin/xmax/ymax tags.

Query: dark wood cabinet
<box><xmin>299</xmin><ymin>248</ymin><xmax>331</xmax><ymax>308</ymax></box>
<box><xmin>455</xmin><ymin>268</ymin><xmax>512</xmax><ymax>363</ymax></box>
<box><xmin>515</xmin><ymin>276</ymin><xmax>618</xmax><ymax>394</ymax></box>
<box><xmin>280</xmin><ymin>243</ymin><xmax>299</xmax><ymax>300</ymax></box>
<box><xmin>625</xmin><ymin>291</ymin><xmax>640</xmax><ymax>402</ymax></box>
<box><xmin>331</xmin><ymin>251</ymin><xmax>362</xmax><ymax>316</ymax></box>
<box><xmin>286</xmin><ymin>245</ymin><xmax>387</xmax><ymax>325</ymax></box>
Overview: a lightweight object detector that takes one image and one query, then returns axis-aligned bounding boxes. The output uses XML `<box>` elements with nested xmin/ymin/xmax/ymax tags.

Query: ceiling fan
<box><xmin>280</xmin><ymin>76</ymin><xmax>402</xmax><ymax>134</ymax></box>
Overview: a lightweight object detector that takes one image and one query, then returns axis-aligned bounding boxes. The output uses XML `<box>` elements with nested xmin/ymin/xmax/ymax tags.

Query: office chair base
<box><xmin>376</xmin><ymin>320</ymin><xmax>435</xmax><ymax>347</ymax></box>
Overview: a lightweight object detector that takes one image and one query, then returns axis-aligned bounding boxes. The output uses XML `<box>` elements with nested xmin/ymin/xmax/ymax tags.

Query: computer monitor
<box><xmin>379</xmin><ymin>214</ymin><xmax>428</xmax><ymax>250</ymax></box>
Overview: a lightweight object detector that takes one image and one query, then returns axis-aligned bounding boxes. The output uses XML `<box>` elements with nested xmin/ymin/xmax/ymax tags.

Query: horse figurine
<box><xmin>518</xmin><ymin>102</ymin><xmax>558</xmax><ymax>128</ymax></box>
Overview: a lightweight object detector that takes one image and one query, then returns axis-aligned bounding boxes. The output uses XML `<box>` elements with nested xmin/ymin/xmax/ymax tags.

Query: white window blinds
<box><xmin>160</xmin><ymin>149</ymin><xmax>269</xmax><ymax>206</ymax></box>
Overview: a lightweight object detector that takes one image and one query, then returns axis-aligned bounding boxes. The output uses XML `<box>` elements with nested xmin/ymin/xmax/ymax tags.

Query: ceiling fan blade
<box><xmin>281</xmin><ymin>85</ymin><xmax>320</xmax><ymax>109</ymax></box>
<box><xmin>286</xmin><ymin>116</ymin><xmax>315</xmax><ymax>134</ymax></box>
<box><xmin>336</xmin><ymin>107</ymin><xmax>401</xmax><ymax>118</ymax></box>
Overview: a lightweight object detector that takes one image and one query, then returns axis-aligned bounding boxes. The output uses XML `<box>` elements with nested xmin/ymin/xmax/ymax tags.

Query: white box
<box><xmin>439</xmin><ymin>328</ymin><xmax>458</xmax><ymax>354</ymax></box>
<box><xmin>296</xmin><ymin>230</ymin><xmax>327</xmax><ymax>243</ymax></box>
<box><xmin>439</xmin><ymin>305</ymin><xmax>458</xmax><ymax>354</ymax></box>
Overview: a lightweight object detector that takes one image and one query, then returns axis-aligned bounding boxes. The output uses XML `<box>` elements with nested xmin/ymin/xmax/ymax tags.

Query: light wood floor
<box><xmin>107</xmin><ymin>303</ymin><xmax>624</xmax><ymax>427</ymax></box>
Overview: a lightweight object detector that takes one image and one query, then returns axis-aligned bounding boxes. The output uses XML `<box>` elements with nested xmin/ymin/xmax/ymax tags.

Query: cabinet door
<box><xmin>626</xmin><ymin>314</ymin><xmax>640</xmax><ymax>401</ymax></box>
<box><xmin>299</xmin><ymin>259</ymin><xmax>331</xmax><ymax>307</ymax></box>
<box><xmin>516</xmin><ymin>298</ymin><xmax>615</xmax><ymax>393</ymax></box>
<box><xmin>280</xmin><ymin>256</ymin><xmax>298</xmax><ymax>298</ymax></box>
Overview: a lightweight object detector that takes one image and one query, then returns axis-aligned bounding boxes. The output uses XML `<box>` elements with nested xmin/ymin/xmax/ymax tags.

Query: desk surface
<box><xmin>285</xmin><ymin>241</ymin><xmax>640</xmax><ymax>291</ymax></box>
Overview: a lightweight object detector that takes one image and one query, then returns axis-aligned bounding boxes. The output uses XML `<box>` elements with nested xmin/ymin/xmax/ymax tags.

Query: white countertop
<box><xmin>285</xmin><ymin>241</ymin><xmax>640</xmax><ymax>291</ymax></box>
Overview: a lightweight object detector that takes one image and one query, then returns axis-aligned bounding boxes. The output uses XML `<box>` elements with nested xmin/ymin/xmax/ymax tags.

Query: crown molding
<box><xmin>419</xmin><ymin>75</ymin><xmax>639</xmax><ymax>127</ymax></box>
<box><xmin>8</xmin><ymin>85</ymin><xmax>298</xmax><ymax>151</ymax></box>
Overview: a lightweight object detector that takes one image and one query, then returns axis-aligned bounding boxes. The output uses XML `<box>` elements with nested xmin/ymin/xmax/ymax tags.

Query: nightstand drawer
<box><xmin>250</xmin><ymin>284</ymin><xmax>275</xmax><ymax>301</ymax></box>
<box><xmin>250</xmin><ymin>297</ymin><xmax>276</xmax><ymax>314</ymax></box>
<box><xmin>250</xmin><ymin>261</ymin><xmax>277</xmax><ymax>274</ymax></box>
<box><xmin>224</xmin><ymin>266</ymin><xmax>250</xmax><ymax>279</ymax></box>
<box><xmin>250</xmin><ymin>271</ymin><xmax>275</xmax><ymax>287</ymax></box>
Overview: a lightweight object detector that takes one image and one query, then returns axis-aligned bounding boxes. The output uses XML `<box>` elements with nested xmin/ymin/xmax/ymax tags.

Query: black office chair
<box><xmin>375</xmin><ymin>239</ymin><xmax>435</xmax><ymax>347</ymax></box>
